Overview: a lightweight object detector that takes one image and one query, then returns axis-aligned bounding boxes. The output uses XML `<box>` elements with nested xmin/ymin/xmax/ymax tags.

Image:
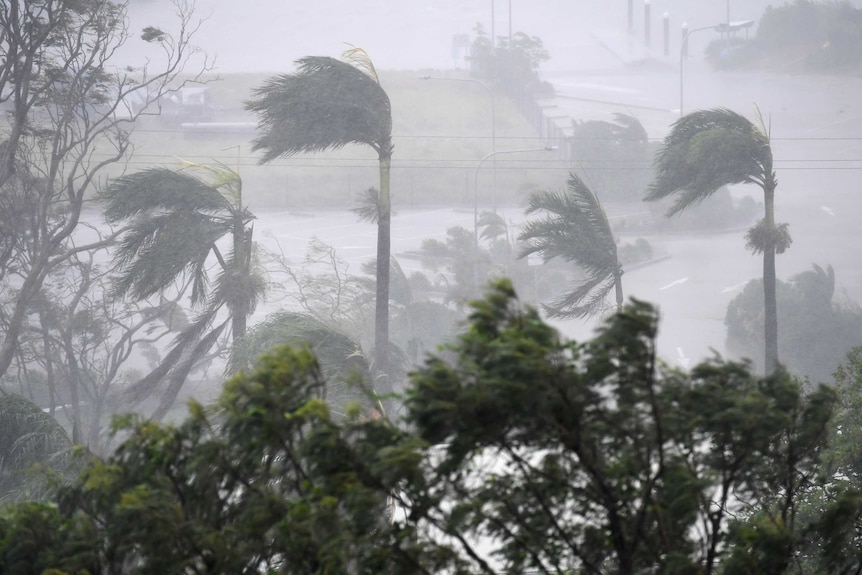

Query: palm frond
<box><xmin>111</xmin><ymin>211</ymin><xmax>230</xmax><ymax>304</ymax></box>
<box><xmin>102</xmin><ymin>168</ymin><xmax>232</xmax><ymax>222</ymax></box>
<box><xmin>353</xmin><ymin>186</ymin><xmax>381</xmax><ymax>224</ymax></box>
<box><xmin>520</xmin><ymin>174</ymin><xmax>622</xmax><ymax>320</ymax></box>
<box><xmin>177</xmin><ymin>160</ymin><xmax>243</xmax><ymax>204</ymax></box>
<box><xmin>544</xmin><ymin>273</ymin><xmax>617</xmax><ymax>319</ymax></box>
<box><xmin>520</xmin><ymin>174</ymin><xmax>617</xmax><ymax>274</ymax></box>
<box><xmin>228</xmin><ymin>312</ymin><xmax>370</xmax><ymax>388</ymax></box>
<box><xmin>210</xmin><ymin>247</ymin><xmax>268</xmax><ymax>319</ymax></box>
<box><xmin>246</xmin><ymin>56</ymin><xmax>392</xmax><ymax>161</ymax></box>
<box><xmin>478</xmin><ymin>211</ymin><xmax>508</xmax><ymax>242</ymax></box>
<box><xmin>646</xmin><ymin>108</ymin><xmax>772</xmax><ymax>216</ymax></box>
<box><xmin>341</xmin><ymin>46</ymin><xmax>380</xmax><ymax>84</ymax></box>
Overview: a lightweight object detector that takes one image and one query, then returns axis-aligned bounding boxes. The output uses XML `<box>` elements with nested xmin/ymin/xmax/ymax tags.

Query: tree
<box><xmin>0</xmin><ymin>0</ymin><xmax>208</xmax><ymax>382</ymax></box>
<box><xmin>646</xmin><ymin>108</ymin><xmax>790</xmax><ymax>373</ymax></box>
<box><xmin>11</xmin><ymin>243</ymin><xmax>186</xmax><ymax>448</ymax></box>
<box><xmin>405</xmin><ymin>281</ymin><xmax>837</xmax><ymax>574</ymax></box>
<box><xmin>519</xmin><ymin>173</ymin><xmax>624</xmax><ymax>318</ymax></box>
<box><xmin>0</xmin><ymin>281</ymin><xmax>849</xmax><ymax>573</ymax></box>
<box><xmin>102</xmin><ymin>164</ymin><xmax>266</xmax><ymax>419</ymax></box>
<box><xmin>245</xmin><ymin>48</ymin><xmax>394</xmax><ymax>392</ymax></box>
<box><xmin>0</xmin><ymin>394</ymin><xmax>75</xmax><ymax>504</ymax></box>
<box><xmin>725</xmin><ymin>264</ymin><xmax>862</xmax><ymax>382</ymax></box>
<box><xmin>569</xmin><ymin>113</ymin><xmax>654</xmax><ymax>204</ymax></box>
<box><xmin>227</xmin><ymin>311</ymin><xmax>375</xmax><ymax>417</ymax></box>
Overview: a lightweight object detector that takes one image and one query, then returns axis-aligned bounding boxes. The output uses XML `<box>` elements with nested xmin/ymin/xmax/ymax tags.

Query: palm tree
<box><xmin>102</xmin><ymin>163</ymin><xmax>266</xmax><ymax>417</ymax></box>
<box><xmin>519</xmin><ymin>173</ymin><xmax>623</xmax><ymax>319</ymax></box>
<box><xmin>245</xmin><ymin>48</ymin><xmax>394</xmax><ymax>391</ymax></box>
<box><xmin>0</xmin><ymin>394</ymin><xmax>76</xmax><ymax>503</ymax></box>
<box><xmin>645</xmin><ymin>108</ymin><xmax>790</xmax><ymax>373</ymax></box>
<box><xmin>228</xmin><ymin>311</ymin><xmax>375</xmax><ymax>417</ymax></box>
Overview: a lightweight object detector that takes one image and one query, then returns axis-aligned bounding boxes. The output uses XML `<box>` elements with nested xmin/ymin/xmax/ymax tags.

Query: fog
<box><xmin>126</xmin><ymin>0</ymin><xmax>787</xmax><ymax>72</ymax></box>
<box><xmin>114</xmin><ymin>0</ymin><xmax>862</xmax><ymax>373</ymax></box>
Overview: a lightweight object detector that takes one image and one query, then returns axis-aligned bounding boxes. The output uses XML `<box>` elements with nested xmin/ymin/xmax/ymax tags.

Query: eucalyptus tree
<box><xmin>0</xmin><ymin>0</ymin><xmax>208</xmax><ymax>382</ymax></box>
<box><xmin>102</xmin><ymin>164</ymin><xmax>266</xmax><ymax>419</ymax></box>
<box><xmin>519</xmin><ymin>173</ymin><xmax>623</xmax><ymax>318</ymax></box>
<box><xmin>245</xmin><ymin>48</ymin><xmax>395</xmax><ymax>390</ymax></box>
<box><xmin>646</xmin><ymin>108</ymin><xmax>789</xmax><ymax>373</ymax></box>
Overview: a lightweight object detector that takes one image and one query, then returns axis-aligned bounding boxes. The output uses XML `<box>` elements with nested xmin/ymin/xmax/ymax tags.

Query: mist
<box><xmin>111</xmin><ymin>0</ymin><xmax>862</xmax><ymax>377</ymax></box>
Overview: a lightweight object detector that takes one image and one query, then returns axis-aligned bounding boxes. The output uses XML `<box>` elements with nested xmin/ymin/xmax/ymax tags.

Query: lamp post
<box><xmin>473</xmin><ymin>146</ymin><xmax>556</xmax><ymax>245</ymax></box>
<box><xmin>420</xmin><ymin>75</ymin><xmax>497</xmax><ymax>206</ymax></box>
<box><xmin>679</xmin><ymin>23</ymin><xmax>719</xmax><ymax>116</ymax></box>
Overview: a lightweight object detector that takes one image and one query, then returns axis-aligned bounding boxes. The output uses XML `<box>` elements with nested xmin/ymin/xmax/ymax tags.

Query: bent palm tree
<box><xmin>103</xmin><ymin>164</ymin><xmax>266</xmax><ymax>417</ymax></box>
<box><xmin>645</xmin><ymin>108</ymin><xmax>789</xmax><ymax>373</ymax></box>
<box><xmin>519</xmin><ymin>173</ymin><xmax>623</xmax><ymax>319</ymax></box>
<box><xmin>246</xmin><ymin>49</ymin><xmax>394</xmax><ymax>391</ymax></box>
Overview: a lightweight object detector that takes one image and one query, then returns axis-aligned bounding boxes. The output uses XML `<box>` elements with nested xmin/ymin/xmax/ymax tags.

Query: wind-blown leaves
<box><xmin>246</xmin><ymin>55</ymin><xmax>393</xmax><ymax>161</ymax></box>
<box><xmin>103</xmin><ymin>165</ymin><xmax>263</xmax><ymax>415</ymax></box>
<box><xmin>0</xmin><ymin>395</ymin><xmax>75</xmax><ymax>503</ymax></box>
<box><xmin>102</xmin><ymin>168</ymin><xmax>253</xmax><ymax>306</ymax></box>
<box><xmin>246</xmin><ymin>49</ymin><xmax>394</xmax><ymax>383</ymax></box>
<box><xmin>228</xmin><ymin>312</ymin><xmax>369</xmax><ymax>384</ymax></box>
<box><xmin>646</xmin><ymin>108</ymin><xmax>772</xmax><ymax>216</ymax></box>
<box><xmin>519</xmin><ymin>174</ymin><xmax>622</xmax><ymax>318</ymax></box>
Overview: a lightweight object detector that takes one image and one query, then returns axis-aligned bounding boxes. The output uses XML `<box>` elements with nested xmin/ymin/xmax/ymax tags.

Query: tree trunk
<box><xmin>763</xmin><ymin>171</ymin><xmax>779</xmax><ymax>374</ymax></box>
<box><xmin>614</xmin><ymin>268</ymin><xmax>624</xmax><ymax>314</ymax></box>
<box><xmin>374</xmin><ymin>149</ymin><xmax>392</xmax><ymax>395</ymax></box>
<box><xmin>230</xmin><ymin>212</ymin><xmax>249</xmax><ymax>340</ymax></box>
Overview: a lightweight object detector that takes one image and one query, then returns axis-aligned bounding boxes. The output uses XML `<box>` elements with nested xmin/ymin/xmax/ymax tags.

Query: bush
<box><xmin>708</xmin><ymin>0</ymin><xmax>862</xmax><ymax>72</ymax></box>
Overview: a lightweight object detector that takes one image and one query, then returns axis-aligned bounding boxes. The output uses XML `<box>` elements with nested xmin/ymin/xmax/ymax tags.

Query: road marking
<box><xmin>659</xmin><ymin>277</ymin><xmax>688</xmax><ymax>290</ymax></box>
<box><xmin>720</xmin><ymin>280</ymin><xmax>749</xmax><ymax>294</ymax></box>
<box><xmin>821</xmin><ymin>205</ymin><xmax>836</xmax><ymax>217</ymax></box>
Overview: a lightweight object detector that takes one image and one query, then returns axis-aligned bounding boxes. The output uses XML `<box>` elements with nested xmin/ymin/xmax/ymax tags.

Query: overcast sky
<box><xmin>125</xmin><ymin>1</ymin><xmax>811</xmax><ymax>73</ymax></box>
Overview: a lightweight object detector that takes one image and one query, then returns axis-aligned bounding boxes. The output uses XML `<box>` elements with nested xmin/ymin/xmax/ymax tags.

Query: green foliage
<box><xmin>246</xmin><ymin>55</ymin><xmax>393</xmax><ymax>161</ymax></box>
<box><xmin>406</xmin><ymin>280</ymin><xmax>837</xmax><ymax>573</ymax></box>
<box><xmin>725</xmin><ymin>265</ymin><xmax>862</xmax><ymax>382</ymax></box>
<box><xmin>468</xmin><ymin>23</ymin><xmax>551</xmax><ymax>93</ymax></box>
<box><xmin>647</xmin><ymin>108</ymin><xmax>772</xmax><ymax>217</ymax></box>
<box><xmin>246</xmin><ymin>48</ymin><xmax>394</xmax><ymax>381</ymax></box>
<box><xmin>709</xmin><ymin>0</ymin><xmax>862</xmax><ymax>72</ymax></box>
<box><xmin>520</xmin><ymin>173</ymin><xmax>624</xmax><ymax>318</ymax></box>
<box><xmin>0</xmin><ymin>396</ymin><xmax>75</xmax><ymax>504</ymax></box>
<box><xmin>0</xmin><ymin>282</ymin><xmax>853</xmax><ymax>573</ymax></box>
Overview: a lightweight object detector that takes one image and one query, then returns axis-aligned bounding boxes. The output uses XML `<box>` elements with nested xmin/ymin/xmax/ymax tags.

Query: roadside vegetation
<box><xmin>707</xmin><ymin>0</ymin><xmax>862</xmax><ymax>73</ymax></box>
<box><xmin>4</xmin><ymin>2</ymin><xmax>862</xmax><ymax>571</ymax></box>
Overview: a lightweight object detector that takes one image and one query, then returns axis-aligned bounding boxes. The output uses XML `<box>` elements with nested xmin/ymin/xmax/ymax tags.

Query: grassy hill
<box><xmin>129</xmin><ymin>70</ymin><xmax>571</xmax><ymax>211</ymax></box>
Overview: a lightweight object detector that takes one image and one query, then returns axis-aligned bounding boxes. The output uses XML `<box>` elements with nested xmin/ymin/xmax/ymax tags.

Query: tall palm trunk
<box><xmin>763</xmin><ymin>165</ymin><xmax>779</xmax><ymax>373</ymax></box>
<box><xmin>614</xmin><ymin>269</ymin><xmax>624</xmax><ymax>314</ymax></box>
<box><xmin>231</xmin><ymin>214</ymin><xmax>249</xmax><ymax>340</ymax></box>
<box><xmin>374</xmin><ymin>146</ymin><xmax>392</xmax><ymax>390</ymax></box>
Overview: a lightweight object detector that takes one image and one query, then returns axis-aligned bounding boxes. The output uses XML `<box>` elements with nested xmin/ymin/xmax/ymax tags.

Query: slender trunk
<box><xmin>763</xmin><ymin>169</ymin><xmax>779</xmax><ymax>374</ymax></box>
<box><xmin>230</xmin><ymin>214</ymin><xmax>249</xmax><ymax>340</ymax></box>
<box><xmin>374</xmin><ymin>149</ymin><xmax>392</xmax><ymax>394</ymax></box>
<box><xmin>614</xmin><ymin>268</ymin><xmax>624</xmax><ymax>314</ymax></box>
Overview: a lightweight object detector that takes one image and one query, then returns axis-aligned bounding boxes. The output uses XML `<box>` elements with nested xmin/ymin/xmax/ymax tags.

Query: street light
<box><xmin>679</xmin><ymin>23</ymin><xmax>719</xmax><ymax>116</ymax></box>
<box><xmin>420</xmin><ymin>75</ymin><xmax>497</xmax><ymax>204</ymax></box>
<box><xmin>472</xmin><ymin>146</ymin><xmax>557</xmax><ymax>245</ymax></box>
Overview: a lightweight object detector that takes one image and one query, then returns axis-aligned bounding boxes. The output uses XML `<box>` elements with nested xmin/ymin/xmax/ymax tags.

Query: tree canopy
<box><xmin>0</xmin><ymin>281</ymin><xmax>858</xmax><ymax>573</ymax></box>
